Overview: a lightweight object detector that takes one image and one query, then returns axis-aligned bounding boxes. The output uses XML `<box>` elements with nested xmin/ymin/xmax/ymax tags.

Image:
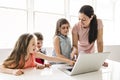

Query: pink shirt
<box><xmin>72</xmin><ymin>19</ymin><xmax>103</xmax><ymax>53</ymax></box>
<box><xmin>24</xmin><ymin>53</ymin><xmax>36</xmax><ymax>69</ymax></box>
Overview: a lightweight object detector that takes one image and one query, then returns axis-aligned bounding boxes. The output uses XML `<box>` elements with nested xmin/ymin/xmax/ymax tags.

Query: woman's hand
<box><xmin>102</xmin><ymin>62</ymin><xmax>108</xmax><ymax>67</ymax></box>
<box><xmin>71</xmin><ymin>53</ymin><xmax>78</xmax><ymax>61</ymax></box>
<box><xmin>12</xmin><ymin>69</ymin><xmax>24</xmax><ymax>76</ymax></box>
<box><xmin>70</xmin><ymin>52</ymin><xmax>75</xmax><ymax>60</ymax></box>
<box><xmin>70</xmin><ymin>49</ymin><xmax>78</xmax><ymax>60</ymax></box>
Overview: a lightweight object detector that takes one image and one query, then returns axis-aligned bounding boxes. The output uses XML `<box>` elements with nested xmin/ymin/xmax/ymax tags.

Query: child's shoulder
<box><xmin>54</xmin><ymin>35</ymin><xmax>60</xmax><ymax>40</ymax></box>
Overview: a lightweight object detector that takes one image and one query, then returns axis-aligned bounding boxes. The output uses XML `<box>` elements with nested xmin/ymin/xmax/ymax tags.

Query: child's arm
<box><xmin>35</xmin><ymin>52</ymin><xmax>75</xmax><ymax>66</ymax></box>
<box><xmin>53</xmin><ymin>36</ymin><xmax>68</xmax><ymax>59</ymax></box>
<box><xmin>0</xmin><ymin>65</ymin><xmax>24</xmax><ymax>76</ymax></box>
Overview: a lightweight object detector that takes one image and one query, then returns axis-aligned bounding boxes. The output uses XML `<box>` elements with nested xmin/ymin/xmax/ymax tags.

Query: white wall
<box><xmin>0</xmin><ymin>49</ymin><xmax>12</xmax><ymax>64</ymax></box>
<box><xmin>104</xmin><ymin>45</ymin><xmax>120</xmax><ymax>62</ymax></box>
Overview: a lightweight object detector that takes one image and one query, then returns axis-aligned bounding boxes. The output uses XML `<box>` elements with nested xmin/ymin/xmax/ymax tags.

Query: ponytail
<box><xmin>88</xmin><ymin>15</ymin><xmax>98</xmax><ymax>44</ymax></box>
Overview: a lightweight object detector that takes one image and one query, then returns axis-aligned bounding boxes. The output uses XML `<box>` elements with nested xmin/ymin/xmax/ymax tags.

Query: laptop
<box><xmin>58</xmin><ymin>52</ymin><xmax>110</xmax><ymax>76</ymax></box>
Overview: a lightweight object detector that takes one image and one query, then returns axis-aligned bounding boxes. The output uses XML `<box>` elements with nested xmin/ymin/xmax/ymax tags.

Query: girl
<box><xmin>0</xmin><ymin>33</ymin><xmax>74</xmax><ymax>76</ymax></box>
<box><xmin>52</xmin><ymin>18</ymin><xmax>74</xmax><ymax>62</ymax></box>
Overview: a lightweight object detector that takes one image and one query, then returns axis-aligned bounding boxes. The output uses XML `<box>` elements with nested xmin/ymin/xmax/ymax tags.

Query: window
<box><xmin>0</xmin><ymin>8</ymin><xmax>27</xmax><ymax>48</ymax></box>
<box><xmin>95</xmin><ymin>0</ymin><xmax>114</xmax><ymax>20</ymax></box>
<box><xmin>0</xmin><ymin>0</ymin><xmax>120</xmax><ymax>49</ymax></box>
<box><xmin>34</xmin><ymin>0</ymin><xmax>65</xmax><ymax>47</ymax></box>
<box><xmin>0</xmin><ymin>0</ymin><xmax>26</xmax><ymax>9</ymax></box>
<box><xmin>34</xmin><ymin>12</ymin><xmax>65</xmax><ymax>47</ymax></box>
<box><xmin>34</xmin><ymin>0</ymin><xmax>64</xmax><ymax>14</ymax></box>
<box><xmin>114</xmin><ymin>0</ymin><xmax>120</xmax><ymax>45</ymax></box>
<box><xmin>70</xmin><ymin>0</ymin><xmax>93</xmax><ymax>16</ymax></box>
<box><xmin>95</xmin><ymin>0</ymin><xmax>119</xmax><ymax>45</ymax></box>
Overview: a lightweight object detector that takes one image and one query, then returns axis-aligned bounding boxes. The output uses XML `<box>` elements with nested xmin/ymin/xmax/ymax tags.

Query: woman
<box><xmin>71</xmin><ymin>5</ymin><xmax>108</xmax><ymax>67</ymax></box>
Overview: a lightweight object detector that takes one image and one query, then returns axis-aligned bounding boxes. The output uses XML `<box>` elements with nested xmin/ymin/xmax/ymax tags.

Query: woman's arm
<box><xmin>97</xmin><ymin>26</ymin><xmax>103</xmax><ymax>52</ymax></box>
<box><xmin>53</xmin><ymin>36</ymin><xmax>68</xmax><ymax>58</ymax></box>
<box><xmin>35</xmin><ymin>52</ymin><xmax>75</xmax><ymax>66</ymax></box>
<box><xmin>71</xmin><ymin>28</ymin><xmax>79</xmax><ymax>59</ymax></box>
<box><xmin>0</xmin><ymin>65</ymin><xmax>24</xmax><ymax>76</ymax></box>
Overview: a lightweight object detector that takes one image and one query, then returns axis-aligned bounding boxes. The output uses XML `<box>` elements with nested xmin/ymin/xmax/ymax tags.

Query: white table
<box><xmin>0</xmin><ymin>60</ymin><xmax>120</xmax><ymax>80</ymax></box>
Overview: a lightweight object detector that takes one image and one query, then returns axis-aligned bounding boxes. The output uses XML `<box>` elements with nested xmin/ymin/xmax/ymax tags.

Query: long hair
<box><xmin>54</xmin><ymin>18</ymin><xmax>70</xmax><ymax>36</ymax></box>
<box><xmin>3</xmin><ymin>33</ymin><xmax>34</xmax><ymax>69</ymax></box>
<box><xmin>79</xmin><ymin>5</ymin><xmax>98</xmax><ymax>44</ymax></box>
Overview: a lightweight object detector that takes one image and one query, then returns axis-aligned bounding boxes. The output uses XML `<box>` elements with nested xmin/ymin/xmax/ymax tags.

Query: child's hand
<box><xmin>68</xmin><ymin>60</ymin><xmax>75</xmax><ymax>66</ymax></box>
<box><xmin>36</xmin><ymin>64</ymin><xmax>45</xmax><ymax>69</ymax></box>
<box><xmin>44</xmin><ymin>63</ymin><xmax>51</xmax><ymax>68</ymax></box>
<box><xmin>12</xmin><ymin>69</ymin><xmax>24</xmax><ymax>76</ymax></box>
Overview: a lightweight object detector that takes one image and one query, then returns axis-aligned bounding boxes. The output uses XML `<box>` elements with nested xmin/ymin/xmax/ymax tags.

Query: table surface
<box><xmin>0</xmin><ymin>59</ymin><xmax>120</xmax><ymax>80</ymax></box>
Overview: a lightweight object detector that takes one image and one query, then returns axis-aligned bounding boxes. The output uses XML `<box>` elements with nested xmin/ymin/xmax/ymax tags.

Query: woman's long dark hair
<box><xmin>79</xmin><ymin>5</ymin><xmax>98</xmax><ymax>44</ymax></box>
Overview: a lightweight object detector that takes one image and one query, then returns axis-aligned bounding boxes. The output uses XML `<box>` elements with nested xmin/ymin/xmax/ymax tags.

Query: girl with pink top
<box><xmin>0</xmin><ymin>33</ymin><xmax>74</xmax><ymax>76</ymax></box>
<box><xmin>71</xmin><ymin>5</ymin><xmax>108</xmax><ymax>67</ymax></box>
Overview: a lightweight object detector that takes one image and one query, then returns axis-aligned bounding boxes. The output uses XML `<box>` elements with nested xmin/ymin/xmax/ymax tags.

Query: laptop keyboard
<box><xmin>67</xmin><ymin>68</ymin><xmax>73</xmax><ymax>72</ymax></box>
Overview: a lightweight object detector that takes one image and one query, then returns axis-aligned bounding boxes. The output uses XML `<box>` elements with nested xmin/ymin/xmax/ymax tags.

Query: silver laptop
<box><xmin>58</xmin><ymin>52</ymin><xmax>110</xmax><ymax>76</ymax></box>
